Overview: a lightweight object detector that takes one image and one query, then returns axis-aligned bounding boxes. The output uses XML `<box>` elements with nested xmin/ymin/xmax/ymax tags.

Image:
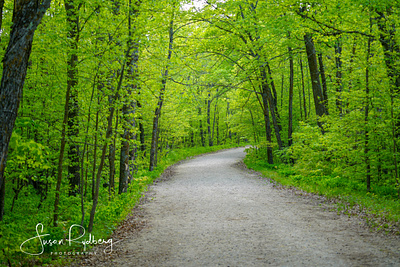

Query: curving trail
<box><xmin>84</xmin><ymin>147</ymin><xmax>400</xmax><ymax>266</ymax></box>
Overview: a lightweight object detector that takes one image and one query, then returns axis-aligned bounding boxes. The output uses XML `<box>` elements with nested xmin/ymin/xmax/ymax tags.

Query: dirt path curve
<box><xmin>89</xmin><ymin>147</ymin><xmax>400</xmax><ymax>266</ymax></box>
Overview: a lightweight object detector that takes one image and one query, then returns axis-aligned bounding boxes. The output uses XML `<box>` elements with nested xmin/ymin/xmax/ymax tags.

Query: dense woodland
<box><xmin>1</xmin><ymin>0</ymin><xmax>400</xmax><ymax>264</ymax></box>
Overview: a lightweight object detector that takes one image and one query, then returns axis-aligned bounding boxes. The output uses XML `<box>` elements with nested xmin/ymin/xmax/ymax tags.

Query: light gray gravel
<box><xmin>101</xmin><ymin>147</ymin><xmax>400</xmax><ymax>266</ymax></box>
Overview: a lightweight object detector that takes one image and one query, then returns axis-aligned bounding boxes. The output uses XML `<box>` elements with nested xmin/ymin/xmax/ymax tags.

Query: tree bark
<box><xmin>207</xmin><ymin>95</ymin><xmax>213</xmax><ymax>147</ymax></box>
<box><xmin>335</xmin><ymin>38</ymin><xmax>343</xmax><ymax>115</ymax></box>
<box><xmin>376</xmin><ymin>8</ymin><xmax>400</xmax><ymax>96</ymax></box>
<box><xmin>260</xmin><ymin>67</ymin><xmax>283</xmax><ymax>149</ymax></box>
<box><xmin>91</xmin><ymin>107</ymin><xmax>99</xmax><ymax>201</ymax></box>
<box><xmin>318</xmin><ymin>53</ymin><xmax>328</xmax><ymax>114</ymax></box>
<box><xmin>288</xmin><ymin>47</ymin><xmax>294</xmax><ymax>147</ymax></box>
<box><xmin>54</xmin><ymin>71</ymin><xmax>71</xmax><ymax>227</ymax></box>
<box><xmin>119</xmin><ymin>0</ymin><xmax>141</xmax><ymax>194</ymax></box>
<box><xmin>261</xmin><ymin>91</ymin><xmax>274</xmax><ymax>164</ymax></box>
<box><xmin>299</xmin><ymin>58</ymin><xmax>307</xmax><ymax>121</ymax></box>
<box><xmin>65</xmin><ymin>0</ymin><xmax>81</xmax><ymax>196</ymax></box>
<box><xmin>0</xmin><ymin>0</ymin><xmax>51</xmax><ymax>221</ymax></box>
<box><xmin>365</xmin><ymin>30</ymin><xmax>372</xmax><ymax>192</ymax></box>
<box><xmin>376</xmin><ymin>8</ymin><xmax>400</xmax><ymax>196</ymax></box>
<box><xmin>199</xmin><ymin>107</ymin><xmax>205</xmax><ymax>147</ymax></box>
<box><xmin>267</xmin><ymin>64</ymin><xmax>282</xmax><ymax>132</ymax></box>
<box><xmin>108</xmin><ymin>142</ymin><xmax>115</xmax><ymax>196</ymax></box>
<box><xmin>304</xmin><ymin>33</ymin><xmax>328</xmax><ymax>132</ymax></box>
<box><xmin>149</xmin><ymin>10</ymin><xmax>175</xmax><ymax>171</ymax></box>
<box><xmin>88</xmin><ymin>54</ymin><xmax>128</xmax><ymax>233</ymax></box>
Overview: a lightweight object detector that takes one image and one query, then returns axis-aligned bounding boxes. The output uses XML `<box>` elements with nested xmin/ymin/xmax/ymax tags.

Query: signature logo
<box><xmin>20</xmin><ymin>223</ymin><xmax>113</xmax><ymax>256</ymax></box>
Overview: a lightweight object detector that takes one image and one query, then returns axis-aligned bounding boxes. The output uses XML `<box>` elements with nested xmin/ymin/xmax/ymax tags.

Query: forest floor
<box><xmin>73</xmin><ymin>147</ymin><xmax>400</xmax><ymax>266</ymax></box>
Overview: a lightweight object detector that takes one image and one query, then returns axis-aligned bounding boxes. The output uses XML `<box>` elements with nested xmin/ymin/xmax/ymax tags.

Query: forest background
<box><xmin>0</xmin><ymin>0</ymin><xmax>400</xmax><ymax>265</ymax></box>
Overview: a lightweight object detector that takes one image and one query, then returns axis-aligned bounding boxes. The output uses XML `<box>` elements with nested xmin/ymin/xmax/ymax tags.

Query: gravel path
<box><xmin>88</xmin><ymin>147</ymin><xmax>400</xmax><ymax>266</ymax></box>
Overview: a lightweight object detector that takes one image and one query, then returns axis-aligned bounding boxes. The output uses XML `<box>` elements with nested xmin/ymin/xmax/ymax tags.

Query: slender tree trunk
<box><xmin>335</xmin><ymin>38</ymin><xmax>343</xmax><ymax>115</ymax></box>
<box><xmin>261</xmin><ymin>92</ymin><xmax>273</xmax><ymax>164</ymax></box>
<box><xmin>119</xmin><ymin>0</ymin><xmax>141</xmax><ymax>193</ymax></box>
<box><xmin>54</xmin><ymin>75</ymin><xmax>72</xmax><ymax>227</ymax></box>
<box><xmin>138</xmin><ymin>98</ymin><xmax>146</xmax><ymax>153</ymax></box>
<box><xmin>288</xmin><ymin>46</ymin><xmax>294</xmax><ymax>147</ymax></box>
<box><xmin>216</xmin><ymin>105</ymin><xmax>220</xmax><ymax>145</ymax></box>
<box><xmin>65</xmin><ymin>0</ymin><xmax>81</xmax><ymax>196</ymax></box>
<box><xmin>260</xmin><ymin>67</ymin><xmax>283</xmax><ymax>149</ymax></box>
<box><xmin>304</xmin><ymin>33</ymin><xmax>328</xmax><ymax>132</ymax></box>
<box><xmin>92</xmin><ymin>108</ymin><xmax>99</xmax><ymax>201</ymax></box>
<box><xmin>300</xmin><ymin>58</ymin><xmax>307</xmax><ymax>121</ymax></box>
<box><xmin>88</xmin><ymin>51</ymin><xmax>128</xmax><ymax>232</ymax></box>
<box><xmin>80</xmin><ymin>141</ymin><xmax>86</xmax><ymax>228</ymax></box>
<box><xmin>267</xmin><ymin>64</ymin><xmax>282</xmax><ymax>131</ymax></box>
<box><xmin>376</xmin><ymin>8</ymin><xmax>400</xmax><ymax>197</ymax></box>
<box><xmin>249</xmin><ymin>109</ymin><xmax>257</xmax><ymax>143</ymax></box>
<box><xmin>199</xmin><ymin>107</ymin><xmax>205</xmax><ymax>147</ymax></box>
<box><xmin>281</xmin><ymin>74</ymin><xmax>284</xmax><ymax>110</ymax></box>
<box><xmin>365</xmin><ymin>30</ymin><xmax>372</xmax><ymax>192</ymax></box>
<box><xmin>376</xmin><ymin>8</ymin><xmax>400</xmax><ymax>96</ymax></box>
<box><xmin>108</xmin><ymin>142</ymin><xmax>115</xmax><ymax>196</ymax></box>
<box><xmin>79</xmin><ymin>72</ymin><xmax>99</xmax><ymax>227</ymax></box>
<box><xmin>207</xmin><ymin>95</ymin><xmax>213</xmax><ymax>147</ymax></box>
<box><xmin>0</xmin><ymin>0</ymin><xmax>51</xmax><ymax>221</ymax></box>
<box><xmin>154</xmin><ymin>127</ymin><xmax>160</xmax><ymax>167</ymax></box>
<box><xmin>190</xmin><ymin>121</ymin><xmax>195</xmax><ymax>147</ymax></box>
<box><xmin>88</xmin><ymin>109</ymin><xmax>114</xmax><ymax>232</ymax></box>
<box><xmin>226</xmin><ymin>101</ymin><xmax>231</xmax><ymax>141</ymax></box>
<box><xmin>150</xmin><ymin>10</ymin><xmax>175</xmax><ymax>171</ymax></box>
<box><xmin>212</xmin><ymin>89</ymin><xmax>218</xmax><ymax>144</ymax></box>
<box><xmin>318</xmin><ymin>53</ymin><xmax>328</xmax><ymax>114</ymax></box>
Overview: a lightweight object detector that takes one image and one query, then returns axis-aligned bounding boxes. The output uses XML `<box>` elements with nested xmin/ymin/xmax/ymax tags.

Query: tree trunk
<box><xmin>376</xmin><ymin>8</ymin><xmax>400</xmax><ymax>96</ymax></box>
<box><xmin>54</xmin><ymin>73</ymin><xmax>71</xmax><ymax>227</ymax></box>
<box><xmin>108</xmin><ymin>142</ymin><xmax>115</xmax><ymax>196</ymax></box>
<box><xmin>199</xmin><ymin>107</ymin><xmax>205</xmax><ymax>147</ymax></box>
<box><xmin>216</xmin><ymin>105</ymin><xmax>220</xmax><ymax>145</ymax></box>
<box><xmin>261</xmin><ymin>91</ymin><xmax>274</xmax><ymax>164</ymax></box>
<box><xmin>138</xmin><ymin>97</ymin><xmax>146</xmax><ymax>153</ymax></box>
<box><xmin>92</xmin><ymin>108</ymin><xmax>99</xmax><ymax>200</ymax></box>
<box><xmin>119</xmin><ymin>0</ymin><xmax>141</xmax><ymax>193</ymax></box>
<box><xmin>376</xmin><ymin>8</ymin><xmax>400</xmax><ymax>197</ymax></box>
<box><xmin>335</xmin><ymin>38</ymin><xmax>343</xmax><ymax>115</ymax></box>
<box><xmin>212</xmin><ymin>89</ymin><xmax>218</xmax><ymax>145</ymax></box>
<box><xmin>0</xmin><ymin>0</ymin><xmax>51</xmax><ymax>221</ymax></box>
<box><xmin>207</xmin><ymin>95</ymin><xmax>213</xmax><ymax>147</ymax></box>
<box><xmin>88</xmin><ymin>50</ymin><xmax>128</xmax><ymax>232</ymax></box>
<box><xmin>88</xmin><ymin>108</ymin><xmax>115</xmax><ymax>232</ymax></box>
<box><xmin>150</xmin><ymin>10</ymin><xmax>175</xmax><ymax>171</ymax></box>
<box><xmin>65</xmin><ymin>0</ymin><xmax>81</xmax><ymax>197</ymax></box>
<box><xmin>318</xmin><ymin>53</ymin><xmax>328</xmax><ymax>114</ymax></box>
<box><xmin>304</xmin><ymin>33</ymin><xmax>328</xmax><ymax>132</ymax></box>
<box><xmin>260</xmin><ymin>67</ymin><xmax>283</xmax><ymax>149</ymax></box>
<box><xmin>365</xmin><ymin>30</ymin><xmax>372</xmax><ymax>192</ymax></box>
<box><xmin>226</xmin><ymin>101</ymin><xmax>231</xmax><ymax>141</ymax></box>
<box><xmin>288</xmin><ymin>47</ymin><xmax>294</xmax><ymax>147</ymax></box>
<box><xmin>300</xmin><ymin>58</ymin><xmax>307</xmax><ymax>121</ymax></box>
<box><xmin>249</xmin><ymin>109</ymin><xmax>257</xmax><ymax>143</ymax></box>
<box><xmin>267</xmin><ymin>63</ymin><xmax>282</xmax><ymax>131</ymax></box>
